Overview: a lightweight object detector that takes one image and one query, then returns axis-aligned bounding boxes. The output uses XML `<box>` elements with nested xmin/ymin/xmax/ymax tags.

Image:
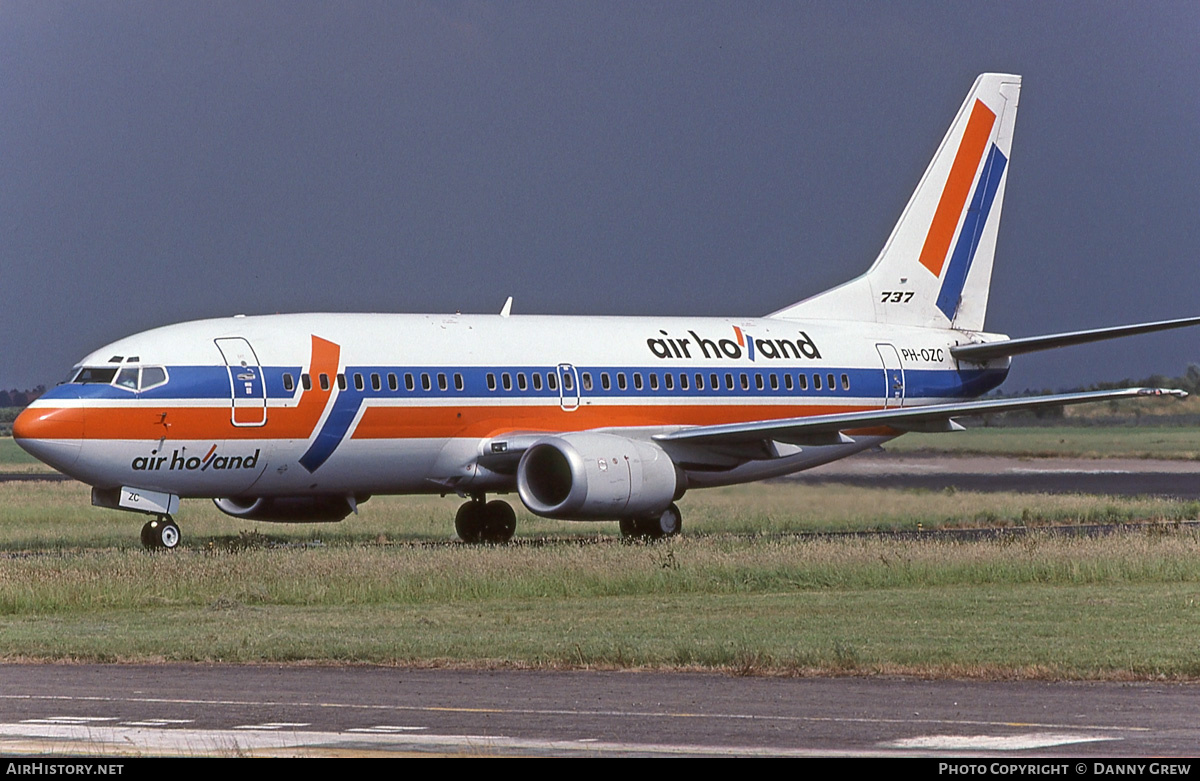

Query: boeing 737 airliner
<box><xmin>15</xmin><ymin>74</ymin><xmax>1200</xmax><ymax>549</ymax></box>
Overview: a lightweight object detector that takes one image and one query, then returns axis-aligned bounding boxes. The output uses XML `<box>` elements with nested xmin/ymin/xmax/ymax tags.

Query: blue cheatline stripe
<box><xmin>44</xmin><ymin>363</ymin><xmax>1006</xmax><ymax>403</ymax></box>
<box><xmin>936</xmin><ymin>143</ymin><xmax>1008</xmax><ymax>321</ymax></box>
<box><xmin>299</xmin><ymin>389</ymin><xmax>361</xmax><ymax>473</ymax></box>
<box><xmin>293</xmin><ymin>365</ymin><xmax>1009</xmax><ymax>473</ymax></box>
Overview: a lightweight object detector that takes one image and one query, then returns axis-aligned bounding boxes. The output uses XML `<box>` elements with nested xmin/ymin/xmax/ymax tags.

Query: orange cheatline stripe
<box><xmin>12</xmin><ymin>406</ymin><xmax>83</xmax><ymax>440</ymax></box>
<box><xmin>918</xmin><ymin>98</ymin><xmax>996</xmax><ymax>278</ymax></box>
<box><xmin>22</xmin><ymin>401</ymin><xmax>880</xmax><ymax>442</ymax></box>
<box><xmin>351</xmin><ymin>403</ymin><xmax>875</xmax><ymax>439</ymax></box>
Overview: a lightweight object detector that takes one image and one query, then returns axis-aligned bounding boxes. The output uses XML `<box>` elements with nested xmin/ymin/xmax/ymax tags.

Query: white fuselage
<box><xmin>16</xmin><ymin>312</ymin><xmax>1007</xmax><ymax>502</ymax></box>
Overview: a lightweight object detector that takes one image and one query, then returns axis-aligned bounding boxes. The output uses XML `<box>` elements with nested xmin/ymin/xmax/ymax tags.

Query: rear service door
<box><xmin>876</xmin><ymin>343</ymin><xmax>906</xmax><ymax>409</ymax></box>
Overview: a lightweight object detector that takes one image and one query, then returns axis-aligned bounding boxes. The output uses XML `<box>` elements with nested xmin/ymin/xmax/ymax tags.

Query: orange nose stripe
<box><xmin>13</xmin><ymin>406</ymin><xmax>84</xmax><ymax>440</ymax></box>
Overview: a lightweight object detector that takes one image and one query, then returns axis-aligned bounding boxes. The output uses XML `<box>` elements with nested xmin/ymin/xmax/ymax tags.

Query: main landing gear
<box><xmin>619</xmin><ymin>503</ymin><xmax>683</xmax><ymax>541</ymax></box>
<box><xmin>455</xmin><ymin>496</ymin><xmax>517</xmax><ymax>544</ymax></box>
<box><xmin>140</xmin><ymin>516</ymin><xmax>180</xmax><ymax>550</ymax></box>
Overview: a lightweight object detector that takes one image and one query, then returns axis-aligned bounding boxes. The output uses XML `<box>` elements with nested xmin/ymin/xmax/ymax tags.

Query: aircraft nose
<box><xmin>13</xmin><ymin>403</ymin><xmax>84</xmax><ymax>471</ymax></box>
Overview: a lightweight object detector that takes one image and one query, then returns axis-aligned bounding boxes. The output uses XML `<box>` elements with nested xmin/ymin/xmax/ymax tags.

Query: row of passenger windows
<box><xmin>283</xmin><ymin>371</ymin><xmax>466</xmax><ymax>393</ymax></box>
<box><xmin>493</xmin><ymin>370</ymin><xmax>853</xmax><ymax>393</ymax></box>
<box><xmin>282</xmin><ymin>370</ymin><xmax>852</xmax><ymax>394</ymax></box>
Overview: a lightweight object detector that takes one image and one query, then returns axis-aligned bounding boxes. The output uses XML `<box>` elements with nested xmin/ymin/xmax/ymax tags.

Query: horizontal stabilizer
<box><xmin>655</xmin><ymin>387</ymin><xmax>1185</xmax><ymax>448</ymax></box>
<box><xmin>952</xmin><ymin>316</ymin><xmax>1200</xmax><ymax>363</ymax></box>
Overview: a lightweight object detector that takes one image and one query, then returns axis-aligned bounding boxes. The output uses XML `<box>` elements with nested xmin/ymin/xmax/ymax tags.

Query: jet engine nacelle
<box><xmin>516</xmin><ymin>432</ymin><xmax>683</xmax><ymax>520</ymax></box>
<box><xmin>212</xmin><ymin>495</ymin><xmax>364</xmax><ymax>523</ymax></box>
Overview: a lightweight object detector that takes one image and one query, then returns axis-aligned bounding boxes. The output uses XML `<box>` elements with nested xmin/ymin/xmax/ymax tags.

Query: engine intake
<box><xmin>517</xmin><ymin>433</ymin><xmax>682</xmax><ymax>520</ymax></box>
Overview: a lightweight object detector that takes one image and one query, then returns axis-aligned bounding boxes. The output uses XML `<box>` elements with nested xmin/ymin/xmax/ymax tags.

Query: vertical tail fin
<box><xmin>771</xmin><ymin>73</ymin><xmax>1021</xmax><ymax>331</ymax></box>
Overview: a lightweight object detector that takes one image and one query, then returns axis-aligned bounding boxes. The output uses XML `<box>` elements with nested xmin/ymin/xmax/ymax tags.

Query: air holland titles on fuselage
<box><xmin>646</xmin><ymin>327</ymin><xmax>822</xmax><ymax>362</ymax></box>
<box><xmin>14</xmin><ymin>73</ymin><xmax>1200</xmax><ymax>550</ymax></box>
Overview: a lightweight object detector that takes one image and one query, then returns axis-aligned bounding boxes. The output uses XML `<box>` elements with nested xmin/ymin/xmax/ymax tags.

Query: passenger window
<box><xmin>740</xmin><ymin>373</ymin><xmax>749</xmax><ymax>391</ymax></box>
<box><xmin>354</xmin><ymin>373</ymin><xmax>365</xmax><ymax>391</ymax></box>
<box><xmin>581</xmin><ymin>372</ymin><xmax>592</xmax><ymax>392</ymax></box>
<box><xmin>486</xmin><ymin>373</ymin><xmax>496</xmax><ymax>391</ymax></box>
<box><xmin>711</xmin><ymin>373</ymin><xmax>719</xmax><ymax>391</ymax></box>
<box><xmin>755</xmin><ymin>374</ymin><xmax>764</xmax><ymax>391</ymax></box>
<box><xmin>695</xmin><ymin>373</ymin><xmax>705</xmax><ymax>391</ymax></box>
<box><xmin>679</xmin><ymin>373</ymin><xmax>688</xmax><ymax>391</ymax></box>
<box><xmin>422</xmin><ymin>373</ymin><xmax>432</xmax><ymax>391</ymax></box>
<box><xmin>649</xmin><ymin>374</ymin><xmax>659</xmax><ymax>391</ymax></box>
<box><xmin>532</xmin><ymin>373</ymin><xmax>542</xmax><ymax>391</ymax></box>
<box><xmin>725</xmin><ymin>373</ymin><xmax>734</xmax><ymax>391</ymax></box>
<box><xmin>548</xmin><ymin>373</ymin><xmax>558</xmax><ymax>391</ymax></box>
<box><xmin>502</xmin><ymin>373</ymin><xmax>512</xmax><ymax>391</ymax></box>
<box><xmin>388</xmin><ymin>373</ymin><xmax>398</xmax><ymax>391</ymax></box>
<box><xmin>770</xmin><ymin>374</ymin><xmax>779</xmax><ymax>391</ymax></box>
<box><xmin>813</xmin><ymin>374</ymin><xmax>822</xmax><ymax>390</ymax></box>
<box><xmin>438</xmin><ymin>373</ymin><xmax>448</xmax><ymax>391</ymax></box>
<box><xmin>517</xmin><ymin>373</ymin><xmax>528</xmax><ymax>391</ymax></box>
<box><xmin>455</xmin><ymin>373</ymin><xmax>464</xmax><ymax>391</ymax></box>
<box><xmin>601</xmin><ymin>372</ymin><xmax>610</xmax><ymax>391</ymax></box>
<box><xmin>841</xmin><ymin>373</ymin><xmax>850</xmax><ymax>391</ymax></box>
<box><xmin>633</xmin><ymin>373</ymin><xmax>643</xmax><ymax>391</ymax></box>
<box><xmin>302</xmin><ymin>373</ymin><xmax>312</xmax><ymax>391</ymax></box>
<box><xmin>617</xmin><ymin>373</ymin><xmax>627</xmax><ymax>391</ymax></box>
<box><xmin>798</xmin><ymin>373</ymin><xmax>807</xmax><ymax>391</ymax></box>
<box><xmin>784</xmin><ymin>374</ymin><xmax>793</xmax><ymax>391</ymax></box>
<box><xmin>827</xmin><ymin>373</ymin><xmax>836</xmax><ymax>391</ymax></box>
<box><xmin>320</xmin><ymin>373</ymin><xmax>330</xmax><ymax>391</ymax></box>
<box><xmin>283</xmin><ymin>373</ymin><xmax>295</xmax><ymax>392</ymax></box>
<box><xmin>337</xmin><ymin>374</ymin><xmax>347</xmax><ymax>391</ymax></box>
<box><xmin>371</xmin><ymin>373</ymin><xmax>381</xmax><ymax>391</ymax></box>
<box><xmin>562</xmin><ymin>373</ymin><xmax>574</xmax><ymax>391</ymax></box>
<box><xmin>406</xmin><ymin>373</ymin><xmax>416</xmax><ymax>391</ymax></box>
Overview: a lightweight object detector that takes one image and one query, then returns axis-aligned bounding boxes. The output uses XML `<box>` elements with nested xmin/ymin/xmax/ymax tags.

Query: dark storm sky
<box><xmin>3</xmin><ymin>2</ymin><xmax>1198</xmax><ymax>392</ymax></box>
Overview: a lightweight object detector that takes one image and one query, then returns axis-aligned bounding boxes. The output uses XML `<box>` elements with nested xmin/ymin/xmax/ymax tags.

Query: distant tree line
<box><xmin>0</xmin><ymin>386</ymin><xmax>45</xmax><ymax>407</ymax></box>
<box><xmin>1089</xmin><ymin>364</ymin><xmax>1200</xmax><ymax>396</ymax></box>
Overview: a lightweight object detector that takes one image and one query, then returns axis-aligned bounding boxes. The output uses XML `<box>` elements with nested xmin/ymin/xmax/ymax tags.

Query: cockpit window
<box><xmin>140</xmin><ymin>366</ymin><xmax>168</xmax><ymax>390</ymax></box>
<box><xmin>74</xmin><ymin>367</ymin><xmax>118</xmax><ymax>384</ymax></box>
<box><xmin>115</xmin><ymin>367</ymin><xmax>139</xmax><ymax>390</ymax></box>
<box><xmin>71</xmin><ymin>365</ymin><xmax>168</xmax><ymax>391</ymax></box>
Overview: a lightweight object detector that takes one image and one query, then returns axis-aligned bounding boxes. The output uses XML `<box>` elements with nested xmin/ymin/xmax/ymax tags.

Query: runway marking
<box><xmin>884</xmin><ymin>732</ymin><xmax>1115</xmax><ymax>750</ymax></box>
<box><xmin>234</xmin><ymin>722</ymin><xmax>312</xmax><ymax>730</ymax></box>
<box><xmin>348</xmin><ymin>725</ymin><xmax>428</xmax><ymax>733</ymax></box>
<box><xmin>19</xmin><ymin>716</ymin><xmax>116</xmax><ymax>725</ymax></box>
<box><xmin>0</xmin><ymin>721</ymin><xmax>927</xmax><ymax>757</ymax></box>
<box><xmin>120</xmin><ymin>719</ymin><xmax>194</xmax><ymax>727</ymax></box>
<box><xmin>0</xmin><ymin>693</ymin><xmax>1149</xmax><ymax>735</ymax></box>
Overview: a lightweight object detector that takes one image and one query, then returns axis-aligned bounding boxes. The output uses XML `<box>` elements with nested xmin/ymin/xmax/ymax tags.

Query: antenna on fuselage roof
<box><xmin>500</xmin><ymin>296</ymin><xmax>513</xmax><ymax>318</ymax></box>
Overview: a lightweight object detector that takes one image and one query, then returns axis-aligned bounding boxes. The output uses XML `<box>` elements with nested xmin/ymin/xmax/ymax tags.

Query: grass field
<box><xmin>4</xmin><ymin>478</ymin><xmax>1200</xmax><ymax>678</ymax></box>
<box><xmin>884</xmin><ymin>425</ymin><xmax>1200</xmax><ymax>459</ymax></box>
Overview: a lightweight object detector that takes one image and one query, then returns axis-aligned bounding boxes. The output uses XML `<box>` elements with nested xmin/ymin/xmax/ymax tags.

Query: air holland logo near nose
<box><xmin>646</xmin><ymin>326</ymin><xmax>821</xmax><ymax>362</ymax></box>
<box><xmin>132</xmin><ymin>445</ymin><xmax>261</xmax><ymax>472</ymax></box>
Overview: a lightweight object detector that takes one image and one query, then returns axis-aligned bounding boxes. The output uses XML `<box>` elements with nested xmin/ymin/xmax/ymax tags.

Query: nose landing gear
<box><xmin>140</xmin><ymin>516</ymin><xmax>181</xmax><ymax>550</ymax></box>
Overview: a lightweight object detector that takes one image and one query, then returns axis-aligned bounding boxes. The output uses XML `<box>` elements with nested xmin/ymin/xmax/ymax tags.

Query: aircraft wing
<box><xmin>952</xmin><ymin>316</ymin><xmax>1200</xmax><ymax>363</ymax></box>
<box><xmin>653</xmin><ymin>387</ymin><xmax>1185</xmax><ymax>448</ymax></box>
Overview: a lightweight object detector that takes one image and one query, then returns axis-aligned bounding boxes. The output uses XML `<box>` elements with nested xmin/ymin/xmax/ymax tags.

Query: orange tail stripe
<box><xmin>918</xmin><ymin>99</ymin><xmax>996</xmax><ymax>278</ymax></box>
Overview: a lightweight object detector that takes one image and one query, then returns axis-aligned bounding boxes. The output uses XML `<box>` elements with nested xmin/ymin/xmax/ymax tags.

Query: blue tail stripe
<box><xmin>936</xmin><ymin>144</ymin><xmax>1008</xmax><ymax>321</ymax></box>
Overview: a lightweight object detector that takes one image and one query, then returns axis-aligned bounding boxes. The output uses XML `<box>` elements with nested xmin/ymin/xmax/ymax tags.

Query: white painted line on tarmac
<box><xmin>884</xmin><ymin>732</ymin><xmax>1115</xmax><ymax>750</ymax></box>
<box><xmin>19</xmin><ymin>716</ymin><xmax>116</xmax><ymax>725</ymax></box>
